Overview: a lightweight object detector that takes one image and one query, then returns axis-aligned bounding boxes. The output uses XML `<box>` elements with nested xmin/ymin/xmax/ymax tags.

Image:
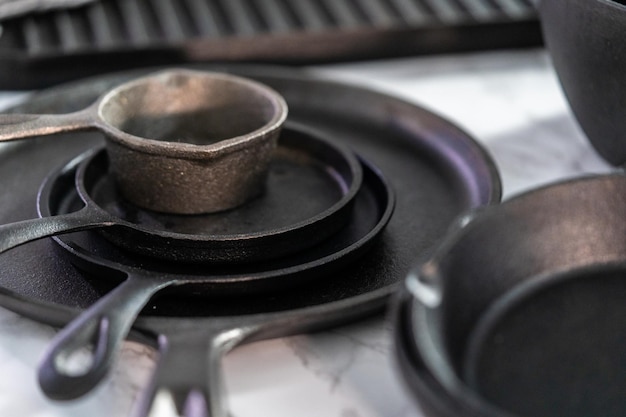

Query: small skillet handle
<box><xmin>38</xmin><ymin>273</ymin><xmax>170</xmax><ymax>401</ymax></box>
<box><xmin>132</xmin><ymin>326</ymin><xmax>255</xmax><ymax>417</ymax></box>
<box><xmin>0</xmin><ymin>207</ymin><xmax>113</xmax><ymax>254</ymax></box>
<box><xmin>0</xmin><ymin>107</ymin><xmax>96</xmax><ymax>142</ymax></box>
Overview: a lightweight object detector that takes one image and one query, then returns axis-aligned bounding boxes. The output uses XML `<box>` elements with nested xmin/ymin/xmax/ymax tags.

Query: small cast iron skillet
<box><xmin>394</xmin><ymin>174</ymin><xmax>626</xmax><ymax>417</ymax></box>
<box><xmin>0</xmin><ymin>125</ymin><xmax>362</xmax><ymax>264</ymax></box>
<box><xmin>36</xmin><ymin>147</ymin><xmax>394</xmax><ymax>403</ymax></box>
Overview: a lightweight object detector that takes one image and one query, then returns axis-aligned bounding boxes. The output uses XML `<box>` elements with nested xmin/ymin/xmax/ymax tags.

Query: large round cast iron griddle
<box><xmin>0</xmin><ymin>65</ymin><xmax>501</xmax><ymax>417</ymax></box>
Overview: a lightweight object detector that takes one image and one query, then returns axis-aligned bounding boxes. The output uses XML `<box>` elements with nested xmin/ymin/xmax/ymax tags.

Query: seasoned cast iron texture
<box><xmin>0</xmin><ymin>69</ymin><xmax>288</xmax><ymax>214</ymax></box>
<box><xmin>7</xmin><ymin>125</ymin><xmax>363</xmax><ymax>264</ymax></box>
<box><xmin>538</xmin><ymin>0</ymin><xmax>626</xmax><ymax>165</ymax></box>
<box><xmin>36</xmin><ymin>153</ymin><xmax>392</xmax><ymax>400</ymax></box>
<box><xmin>0</xmin><ymin>63</ymin><xmax>503</xmax><ymax>313</ymax></box>
<box><xmin>0</xmin><ymin>65</ymin><xmax>501</xmax><ymax>416</ymax></box>
<box><xmin>395</xmin><ymin>174</ymin><xmax>626</xmax><ymax>417</ymax></box>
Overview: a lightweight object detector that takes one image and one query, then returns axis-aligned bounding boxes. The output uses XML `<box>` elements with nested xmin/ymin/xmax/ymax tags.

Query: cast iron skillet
<box><xmin>35</xmin><ymin>144</ymin><xmax>393</xmax><ymax>401</ymax></box>
<box><xmin>0</xmin><ymin>65</ymin><xmax>501</xmax><ymax>417</ymax></box>
<box><xmin>395</xmin><ymin>174</ymin><xmax>626</xmax><ymax>417</ymax></box>
<box><xmin>0</xmin><ymin>125</ymin><xmax>363</xmax><ymax>264</ymax></box>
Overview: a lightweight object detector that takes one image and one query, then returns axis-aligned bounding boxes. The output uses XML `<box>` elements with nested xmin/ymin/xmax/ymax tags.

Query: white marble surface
<box><xmin>0</xmin><ymin>49</ymin><xmax>615</xmax><ymax>417</ymax></box>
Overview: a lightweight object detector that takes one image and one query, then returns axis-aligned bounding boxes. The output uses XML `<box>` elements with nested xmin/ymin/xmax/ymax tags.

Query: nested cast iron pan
<box><xmin>394</xmin><ymin>174</ymin><xmax>626</xmax><ymax>417</ymax></box>
<box><xmin>37</xmin><ymin>146</ymin><xmax>392</xmax><ymax>401</ymax></box>
<box><xmin>0</xmin><ymin>65</ymin><xmax>501</xmax><ymax>416</ymax></box>
<box><xmin>1</xmin><ymin>125</ymin><xmax>363</xmax><ymax>264</ymax></box>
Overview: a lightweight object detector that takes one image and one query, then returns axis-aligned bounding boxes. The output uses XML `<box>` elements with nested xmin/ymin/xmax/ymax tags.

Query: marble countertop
<box><xmin>0</xmin><ymin>49</ymin><xmax>614</xmax><ymax>417</ymax></box>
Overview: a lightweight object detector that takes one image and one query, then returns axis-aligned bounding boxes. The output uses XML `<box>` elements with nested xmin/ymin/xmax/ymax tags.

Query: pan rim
<box><xmin>0</xmin><ymin>63</ymin><xmax>501</xmax><ymax>327</ymax></box>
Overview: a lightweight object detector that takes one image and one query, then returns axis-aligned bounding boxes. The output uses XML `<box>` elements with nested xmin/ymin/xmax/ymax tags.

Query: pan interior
<box><xmin>48</xmin><ymin>155</ymin><xmax>392</xmax><ymax>307</ymax></box>
<box><xmin>463</xmin><ymin>266</ymin><xmax>626</xmax><ymax>417</ymax></box>
<box><xmin>87</xmin><ymin>139</ymin><xmax>350</xmax><ymax>237</ymax></box>
<box><xmin>100</xmin><ymin>71</ymin><xmax>280</xmax><ymax>145</ymax></box>
<box><xmin>0</xmin><ymin>65</ymin><xmax>499</xmax><ymax>321</ymax></box>
<box><xmin>41</xmin><ymin>126</ymin><xmax>365</xmax><ymax>265</ymax></box>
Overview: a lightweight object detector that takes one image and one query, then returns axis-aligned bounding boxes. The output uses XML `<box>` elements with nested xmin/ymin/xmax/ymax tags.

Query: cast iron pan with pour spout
<box><xmin>0</xmin><ymin>65</ymin><xmax>501</xmax><ymax>417</ymax></box>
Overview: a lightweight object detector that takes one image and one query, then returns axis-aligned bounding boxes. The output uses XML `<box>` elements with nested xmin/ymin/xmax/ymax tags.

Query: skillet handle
<box><xmin>37</xmin><ymin>274</ymin><xmax>169</xmax><ymax>401</ymax></box>
<box><xmin>0</xmin><ymin>107</ymin><xmax>96</xmax><ymax>141</ymax></box>
<box><xmin>0</xmin><ymin>207</ymin><xmax>113</xmax><ymax>254</ymax></box>
<box><xmin>132</xmin><ymin>326</ymin><xmax>255</xmax><ymax>417</ymax></box>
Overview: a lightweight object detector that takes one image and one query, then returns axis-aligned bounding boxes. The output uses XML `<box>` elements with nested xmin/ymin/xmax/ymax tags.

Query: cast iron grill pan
<box><xmin>0</xmin><ymin>0</ymin><xmax>541</xmax><ymax>89</ymax></box>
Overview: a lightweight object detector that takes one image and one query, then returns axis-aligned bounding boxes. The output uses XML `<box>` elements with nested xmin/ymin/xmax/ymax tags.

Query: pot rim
<box><xmin>95</xmin><ymin>69</ymin><xmax>288</xmax><ymax>159</ymax></box>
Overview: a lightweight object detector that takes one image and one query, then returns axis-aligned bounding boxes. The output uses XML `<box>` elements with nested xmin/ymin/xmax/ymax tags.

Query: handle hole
<box><xmin>54</xmin><ymin>345</ymin><xmax>96</xmax><ymax>377</ymax></box>
<box><xmin>148</xmin><ymin>388</ymin><xmax>210</xmax><ymax>417</ymax></box>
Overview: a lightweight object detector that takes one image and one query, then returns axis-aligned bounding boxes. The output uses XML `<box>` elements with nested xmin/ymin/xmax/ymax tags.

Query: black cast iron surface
<box><xmin>27</xmin><ymin>126</ymin><xmax>364</xmax><ymax>264</ymax></box>
<box><xmin>0</xmin><ymin>64</ymin><xmax>500</xmax><ymax>319</ymax></box>
<box><xmin>0</xmin><ymin>65</ymin><xmax>500</xmax><ymax>413</ymax></box>
<box><xmin>395</xmin><ymin>173</ymin><xmax>626</xmax><ymax>417</ymax></box>
<box><xmin>538</xmin><ymin>0</ymin><xmax>626</xmax><ymax>165</ymax></box>
<box><xmin>466</xmin><ymin>267</ymin><xmax>626</xmax><ymax>417</ymax></box>
<box><xmin>35</xmin><ymin>145</ymin><xmax>392</xmax><ymax>401</ymax></box>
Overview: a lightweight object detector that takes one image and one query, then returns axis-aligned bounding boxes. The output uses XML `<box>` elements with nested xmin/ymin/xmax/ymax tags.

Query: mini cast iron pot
<box><xmin>395</xmin><ymin>174</ymin><xmax>626</xmax><ymax>417</ymax></box>
<box><xmin>0</xmin><ymin>69</ymin><xmax>288</xmax><ymax>213</ymax></box>
<box><xmin>538</xmin><ymin>0</ymin><xmax>626</xmax><ymax>165</ymax></box>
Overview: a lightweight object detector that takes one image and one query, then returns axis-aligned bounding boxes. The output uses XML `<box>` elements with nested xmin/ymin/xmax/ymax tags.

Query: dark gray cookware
<box><xmin>0</xmin><ymin>65</ymin><xmax>501</xmax><ymax>417</ymax></box>
<box><xmin>537</xmin><ymin>0</ymin><xmax>626</xmax><ymax>165</ymax></box>
<box><xmin>0</xmin><ymin>69</ymin><xmax>288</xmax><ymax>214</ymax></box>
<box><xmin>35</xmin><ymin>146</ymin><xmax>393</xmax><ymax>401</ymax></box>
<box><xmin>395</xmin><ymin>174</ymin><xmax>626</xmax><ymax>417</ymax></box>
<box><xmin>0</xmin><ymin>0</ymin><xmax>541</xmax><ymax>90</ymax></box>
<box><xmin>0</xmin><ymin>125</ymin><xmax>363</xmax><ymax>264</ymax></box>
